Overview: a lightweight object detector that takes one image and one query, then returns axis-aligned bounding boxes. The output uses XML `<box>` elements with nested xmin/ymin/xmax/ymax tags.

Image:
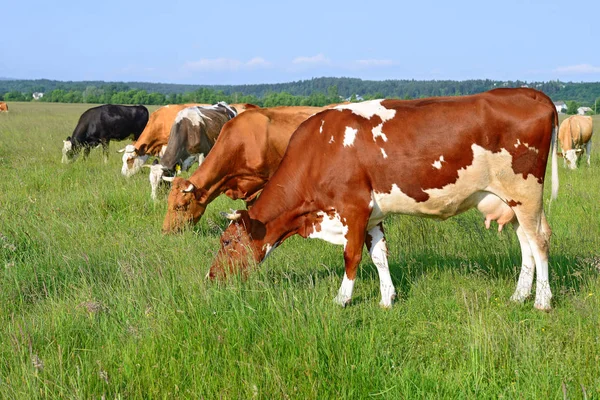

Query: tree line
<box><xmin>1</xmin><ymin>77</ymin><xmax>599</xmax><ymax>112</ymax></box>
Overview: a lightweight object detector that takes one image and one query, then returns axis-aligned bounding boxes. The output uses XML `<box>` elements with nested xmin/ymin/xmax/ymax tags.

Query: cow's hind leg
<box><xmin>365</xmin><ymin>223</ymin><xmax>396</xmax><ymax>307</ymax></box>
<box><xmin>586</xmin><ymin>139</ymin><xmax>592</xmax><ymax>166</ymax></box>
<box><xmin>511</xmin><ymin>205</ymin><xmax>552</xmax><ymax>310</ymax></box>
<box><xmin>82</xmin><ymin>146</ymin><xmax>91</xmax><ymax>160</ymax></box>
<box><xmin>509</xmin><ymin>220</ymin><xmax>535</xmax><ymax>303</ymax></box>
<box><xmin>102</xmin><ymin>142</ymin><xmax>110</xmax><ymax>164</ymax></box>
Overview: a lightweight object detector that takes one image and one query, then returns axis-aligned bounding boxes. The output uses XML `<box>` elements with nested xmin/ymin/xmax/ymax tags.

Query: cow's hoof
<box><xmin>333</xmin><ymin>294</ymin><xmax>351</xmax><ymax>307</ymax></box>
<box><xmin>534</xmin><ymin>302</ymin><xmax>552</xmax><ymax>312</ymax></box>
<box><xmin>509</xmin><ymin>291</ymin><xmax>530</xmax><ymax>303</ymax></box>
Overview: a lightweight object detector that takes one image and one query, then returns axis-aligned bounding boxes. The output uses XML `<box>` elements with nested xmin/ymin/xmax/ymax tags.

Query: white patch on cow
<box><xmin>175</xmin><ymin>108</ymin><xmax>207</xmax><ymax>127</ymax></box>
<box><xmin>308</xmin><ymin>211</ymin><xmax>348</xmax><ymax>247</ymax></box>
<box><xmin>61</xmin><ymin>140</ymin><xmax>74</xmax><ymax>163</ymax></box>
<box><xmin>372</xmin><ymin>123</ymin><xmax>388</xmax><ymax>142</ymax></box>
<box><xmin>333</xmin><ymin>273</ymin><xmax>355</xmax><ymax>306</ymax></box>
<box><xmin>514</xmin><ymin>139</ymin><xmax>539</xmax><ymax>153</ymax></box>
<box><xmin>343</xmin><ymin>127</ymin><xmax>358</xmax><ymax>147</ymax></box>
<box><xmin>368</xmin><ymin>144</ymin><xmax>541</xmax><ymax>223</ymax></box>
<box><xmin>121</xmin><ymin>144</ymin><xmax>149</xmax><ymax>177</ymax></box>
<box><xmin>432</xmin><ymin>155</ymin><xmax>445</xmax><ymax>169</ymax></box>
<box><xmin>262</xmin><ymin>242</ymin><xmax>280</xmax><ymax>261</ymax></box>
<box><xmin>381</xmin><ymin>148</ymin><xmax>388</xmax><ymax>159</ymax></box>
<box><xmin>329</xmin><ymin>136</ymin><xmax>335</xmax><ymax>144</ymax></box>
<box><xmin>335</xmin><ymin>99</ymin><xmax>396</xmax><ymax>123</ymax></box>
<box><xmin>319</xmin><ymin>120</ymin><xmax>325</xmax><ymax>134</ymax></box>
<box><xmin>158</xmin><ymin>145</ymin><xmax>167</xmax><ymax>158</ymax></box>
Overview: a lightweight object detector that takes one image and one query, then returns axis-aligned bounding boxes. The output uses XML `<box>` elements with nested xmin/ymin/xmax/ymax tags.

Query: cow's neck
<box><xmin>247</xmin><ymin>181</ymin><xmax>320</xmax><ymax>253</ymax></box>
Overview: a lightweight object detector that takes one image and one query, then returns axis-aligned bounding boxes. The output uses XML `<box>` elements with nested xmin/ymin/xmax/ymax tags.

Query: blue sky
<box><xmin>2</xmin><ymin>0</ymin><xmax>599</xmax><ymax>85</ymax></box>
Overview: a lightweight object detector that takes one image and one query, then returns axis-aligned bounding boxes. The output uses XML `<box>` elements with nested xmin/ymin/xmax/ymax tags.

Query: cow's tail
<box><xmin>550</xmin><ymin>112</ymin><xmax>559</xmax><ymax>201</ymax></box>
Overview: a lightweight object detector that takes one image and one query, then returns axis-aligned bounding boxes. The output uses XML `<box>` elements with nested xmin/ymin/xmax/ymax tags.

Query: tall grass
<box><xmin>1</xmin><ymin>102</ymin><xmax>599</xmax><ymax>399</ymax></box>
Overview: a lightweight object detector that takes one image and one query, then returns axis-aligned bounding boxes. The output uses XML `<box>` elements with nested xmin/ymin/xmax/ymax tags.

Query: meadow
<box><xmin>0</xmin><ymin>101</ymin><xmax>599</xmax><ymax>399</ymax></box>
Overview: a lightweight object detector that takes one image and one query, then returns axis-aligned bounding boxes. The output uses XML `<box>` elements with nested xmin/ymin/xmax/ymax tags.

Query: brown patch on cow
<box><xmin>507</xmin><ymin>200</ymin><xmax>522</xmax><ymax>207</ymax></box>
<box><xmin>511</xmin><ymin>145</ymin><xmax>544</xmax><ymax>182</ymax></box>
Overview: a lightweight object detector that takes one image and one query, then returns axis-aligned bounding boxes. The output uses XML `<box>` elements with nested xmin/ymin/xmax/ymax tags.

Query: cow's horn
<box><xmin>182</xmin><ymin>184</ymin><xmax>195</xmax><ymax>193</ymax></box>
<box><xmin>162</xmin><ymin>176</ymin><xmax>175</xmax><ymax>182</ymax></box>
<box><xmin>220</xmin><ymin>210</ymin><xmax>241</xmax><ymax>220</ymax></box>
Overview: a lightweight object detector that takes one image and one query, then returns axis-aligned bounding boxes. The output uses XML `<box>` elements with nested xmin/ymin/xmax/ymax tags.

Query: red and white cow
<box><xmin>210</xmin><ymin>88</ymin><xmax>559</xmax><ymax>311</ymax></box>
<box><xmin>162</xmin><ymin>106</ymin><xmax>323</xmax><ymax>233</ymax></box>
<box><xmin>558</xmin><ymin>115</ymin><xmax>593</xmax><ymax>169</ymax></box>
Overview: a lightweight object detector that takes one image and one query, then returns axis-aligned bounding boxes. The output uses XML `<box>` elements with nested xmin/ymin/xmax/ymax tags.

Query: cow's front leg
<box><xmin>333</xmin><ymin>221</ymin><xmax>367</xmax><ymax>307</ymax></box>
<box><xmin>83</xmin><ymin>146</ymin><xmax>91</xmax><ymax>160</ymax></box>
<box><xmin>366</xmin><ymin>223</ymin><xmax>396</xmax><ymax>308</ymax></box>
<box><xmin>102</xmin><ymin>142</ymin><xmax>110</xmax><ymax>164</ymax></box>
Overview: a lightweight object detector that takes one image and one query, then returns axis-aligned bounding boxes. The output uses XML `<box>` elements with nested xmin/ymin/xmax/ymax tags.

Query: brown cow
<box><xmin>210</xmin><ymin>88</ymin><xmax>559</xmax><ymax>311</ymax></box>
<box><xmin>558</xmin><ymin>115</ymin><xmax>593</xmax><ymax>169</ymax></box>
<box><xmin>162</xmin><ymin>106</ymin><xmax>323</xmax><ymax>233</ymax></box>
<box><xmin>230</xmin><ymin>103</ymin><xmax>260</xmax><ymax>113</ymax></box>
<box><xmin>120</xmin><ymin>103</ymin><xmax>209</xmax><ymax>176</ymax></box>
<box><xmin>0</xmin><ymin>102</ymin><xmax>7</xmax><ymax>112</ymax></box>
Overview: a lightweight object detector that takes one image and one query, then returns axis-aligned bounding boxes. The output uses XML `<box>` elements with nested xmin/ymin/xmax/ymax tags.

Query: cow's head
<box><xmin>208</xmin><ymin>210</ymin><xmax>266</xmax><ymax>279</ymax></box>
<box><xmin>564</xmin><ymin>148</ymin><xmax>584</xmax><ymax>170</ymax></box>
<box><xmin>162</xmin><ymin>178</ymin><xmax>209</xmax><ymax>233</ymax></box>
<box><xmin>61</xmin><ymin>137</ymin><xmax>77</xmax><ymax>163</ymax></box>
<box><xmin>119</xmin><ymin>144</ymin><xmax>148</xmax><ymax>176</ymax></box>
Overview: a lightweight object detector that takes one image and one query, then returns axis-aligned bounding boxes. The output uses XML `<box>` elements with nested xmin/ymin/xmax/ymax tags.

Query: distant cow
<box><xmin>162</xmin><ymin>106</ymin><xmax>323</xmax><ymax>233</ymax></box>
<box><xmin>147</xmin><ymin>102</ymin><xmax>237</xmax><ymax>199</ymax></box>
<box><xmin>210</xmin><ymin>88</ymin><xmax>558</xmax><ymax>311</ymax></box>
<box><xmin>0</xmin><ymin>102</ymin><xmax>8</xmax><ymax>112</ymax></box>
<box><xmin>62</xmin><ymin>104</ymin><xmax>149</xmax><ymax>163</ymax></box>
<box><xmin>119</xmin><ymin>103</ymin><xmax>208</xmax><ymax>177</ymax></box>
<box><xmin>558</xmin><ymin>115</ymin><xmax>593</xmax><ymax>169</ymax></box>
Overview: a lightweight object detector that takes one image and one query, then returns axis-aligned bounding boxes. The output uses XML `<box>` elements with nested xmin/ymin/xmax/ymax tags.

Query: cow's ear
<box><xmin>65</xmin><ymin>136</ymin><xmax>71</xmax><ymax>141</ymax></box>
<box><xmin>557</xmin><ymin>152</ymin><xmax>564</xmax><ymax>158</ymax></box>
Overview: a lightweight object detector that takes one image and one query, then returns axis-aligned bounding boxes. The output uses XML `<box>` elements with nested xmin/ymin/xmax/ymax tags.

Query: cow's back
<box><xmin>272</xmin><ymin>88</ymin><xmax>556</xmax><ymax>212</ymax></box>
<box><xmin>134</xmin><ymin>104</ymin><xmax>205</xmax><ymax>156</ymax></box>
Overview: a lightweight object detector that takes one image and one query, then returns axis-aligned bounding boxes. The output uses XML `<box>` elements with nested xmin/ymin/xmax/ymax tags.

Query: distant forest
<box><xmin>1</xmin><ymin>77</ymin><xmax>599</xmax><ymax>111</ymax></box>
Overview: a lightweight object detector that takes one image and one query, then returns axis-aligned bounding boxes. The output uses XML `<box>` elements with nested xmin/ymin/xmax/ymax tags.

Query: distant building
<box><xmin>554</xmin><ymin>101</ymin><xmax>567</xmax><ymax>114</ymax></box>
<box><xmin>577</xmin><ymin>106</ymin><xmax>593</xmax><ymax>115</ymax></box>
<box><xmin>345</xmin><ymin>94</ymin><xmax>364</xmax><ymax>102</ymax></box>
<box><xmin>32</xmin><ymin>92</ymin><xmax>44</xmax><ymax>100</ymax></box>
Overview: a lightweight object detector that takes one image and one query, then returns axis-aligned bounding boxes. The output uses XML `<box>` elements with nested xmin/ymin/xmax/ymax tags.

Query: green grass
<box><xmin>1</xmin><ymin>102</ymin><xmax>599</xmax><ymax>399</ymax></box>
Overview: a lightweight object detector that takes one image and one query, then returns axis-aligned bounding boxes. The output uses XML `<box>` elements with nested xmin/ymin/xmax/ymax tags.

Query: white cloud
<box><xmin>554</xmin><ymin>64</ymin><xmax>600</xmax><ymax>74</ymax></box>
<box><xmin>292</xmin><ymin>54</ymin><xmax>330</xmax><ymax>65</ymax></box>
<box><xmin>354</xmin><ymin>59</ymin><xmax>394</xmax><ymax>67</ymax></box>
<box><xmin>246</xmin><ymin>57</ymin><xmax>271</xmax><ymax>68</ymax></box>
<box><xmin>183</xmin><ymin>57</ymin><xmax>271</xmax><ymax>71</ymax></box>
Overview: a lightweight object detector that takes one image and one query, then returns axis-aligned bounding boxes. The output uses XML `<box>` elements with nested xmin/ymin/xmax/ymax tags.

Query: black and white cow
<box><xmin>147</xmin><ymin>102</ymin><xmax>237</xmax><ymax>199</ymax></box>
<box><xmin>62</xmin><ymin>104</ymin><xmax>149</xmax><ymax>163</ymax></box>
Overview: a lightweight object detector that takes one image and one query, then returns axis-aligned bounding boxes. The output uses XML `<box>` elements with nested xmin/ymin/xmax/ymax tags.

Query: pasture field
<box><xmin>1</xmin><ymin>101</ymin><xmax>599</xmax><ymax>399</ymax></box>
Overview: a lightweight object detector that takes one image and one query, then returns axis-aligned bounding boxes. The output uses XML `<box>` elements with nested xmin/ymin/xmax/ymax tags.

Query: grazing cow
<box><xmin>147</xmin><ymin>102</ymin><xmax>237</xmax><ymax>199</ymax></box>
<box><xmin>162</xmin><ymin>106</ymin><xmax>324</xmax><ymax>233</ymax></box>
<box><xmin>210</xmin><ymin>88</ymin><xmax>559</xmax><ymax>311</ymax></box>
<box><xmin>62</xmin><ymin>104</ymin><xmax>149</xmax><ymax>163</ymax></box>
<box><xmin>119</xmin><ymin>103</ymin><xmax>208</xmax><ymax>177</ymax></box>
<box><xmin>558</xmin><ymin>115</ymin><xmax>593</xmax><ymax>169</ymax></box>
<box><xmin>0</xmin><ymin>102</ymin><xmax>8</xmax><ymax>112</ymax></box>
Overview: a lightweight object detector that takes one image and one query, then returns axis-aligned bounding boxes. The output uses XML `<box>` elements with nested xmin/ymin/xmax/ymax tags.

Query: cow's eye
<box><xmin>222</xmin><ymin>239</ymin><xmax>231</xmax><ymax>246</ymax></box>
